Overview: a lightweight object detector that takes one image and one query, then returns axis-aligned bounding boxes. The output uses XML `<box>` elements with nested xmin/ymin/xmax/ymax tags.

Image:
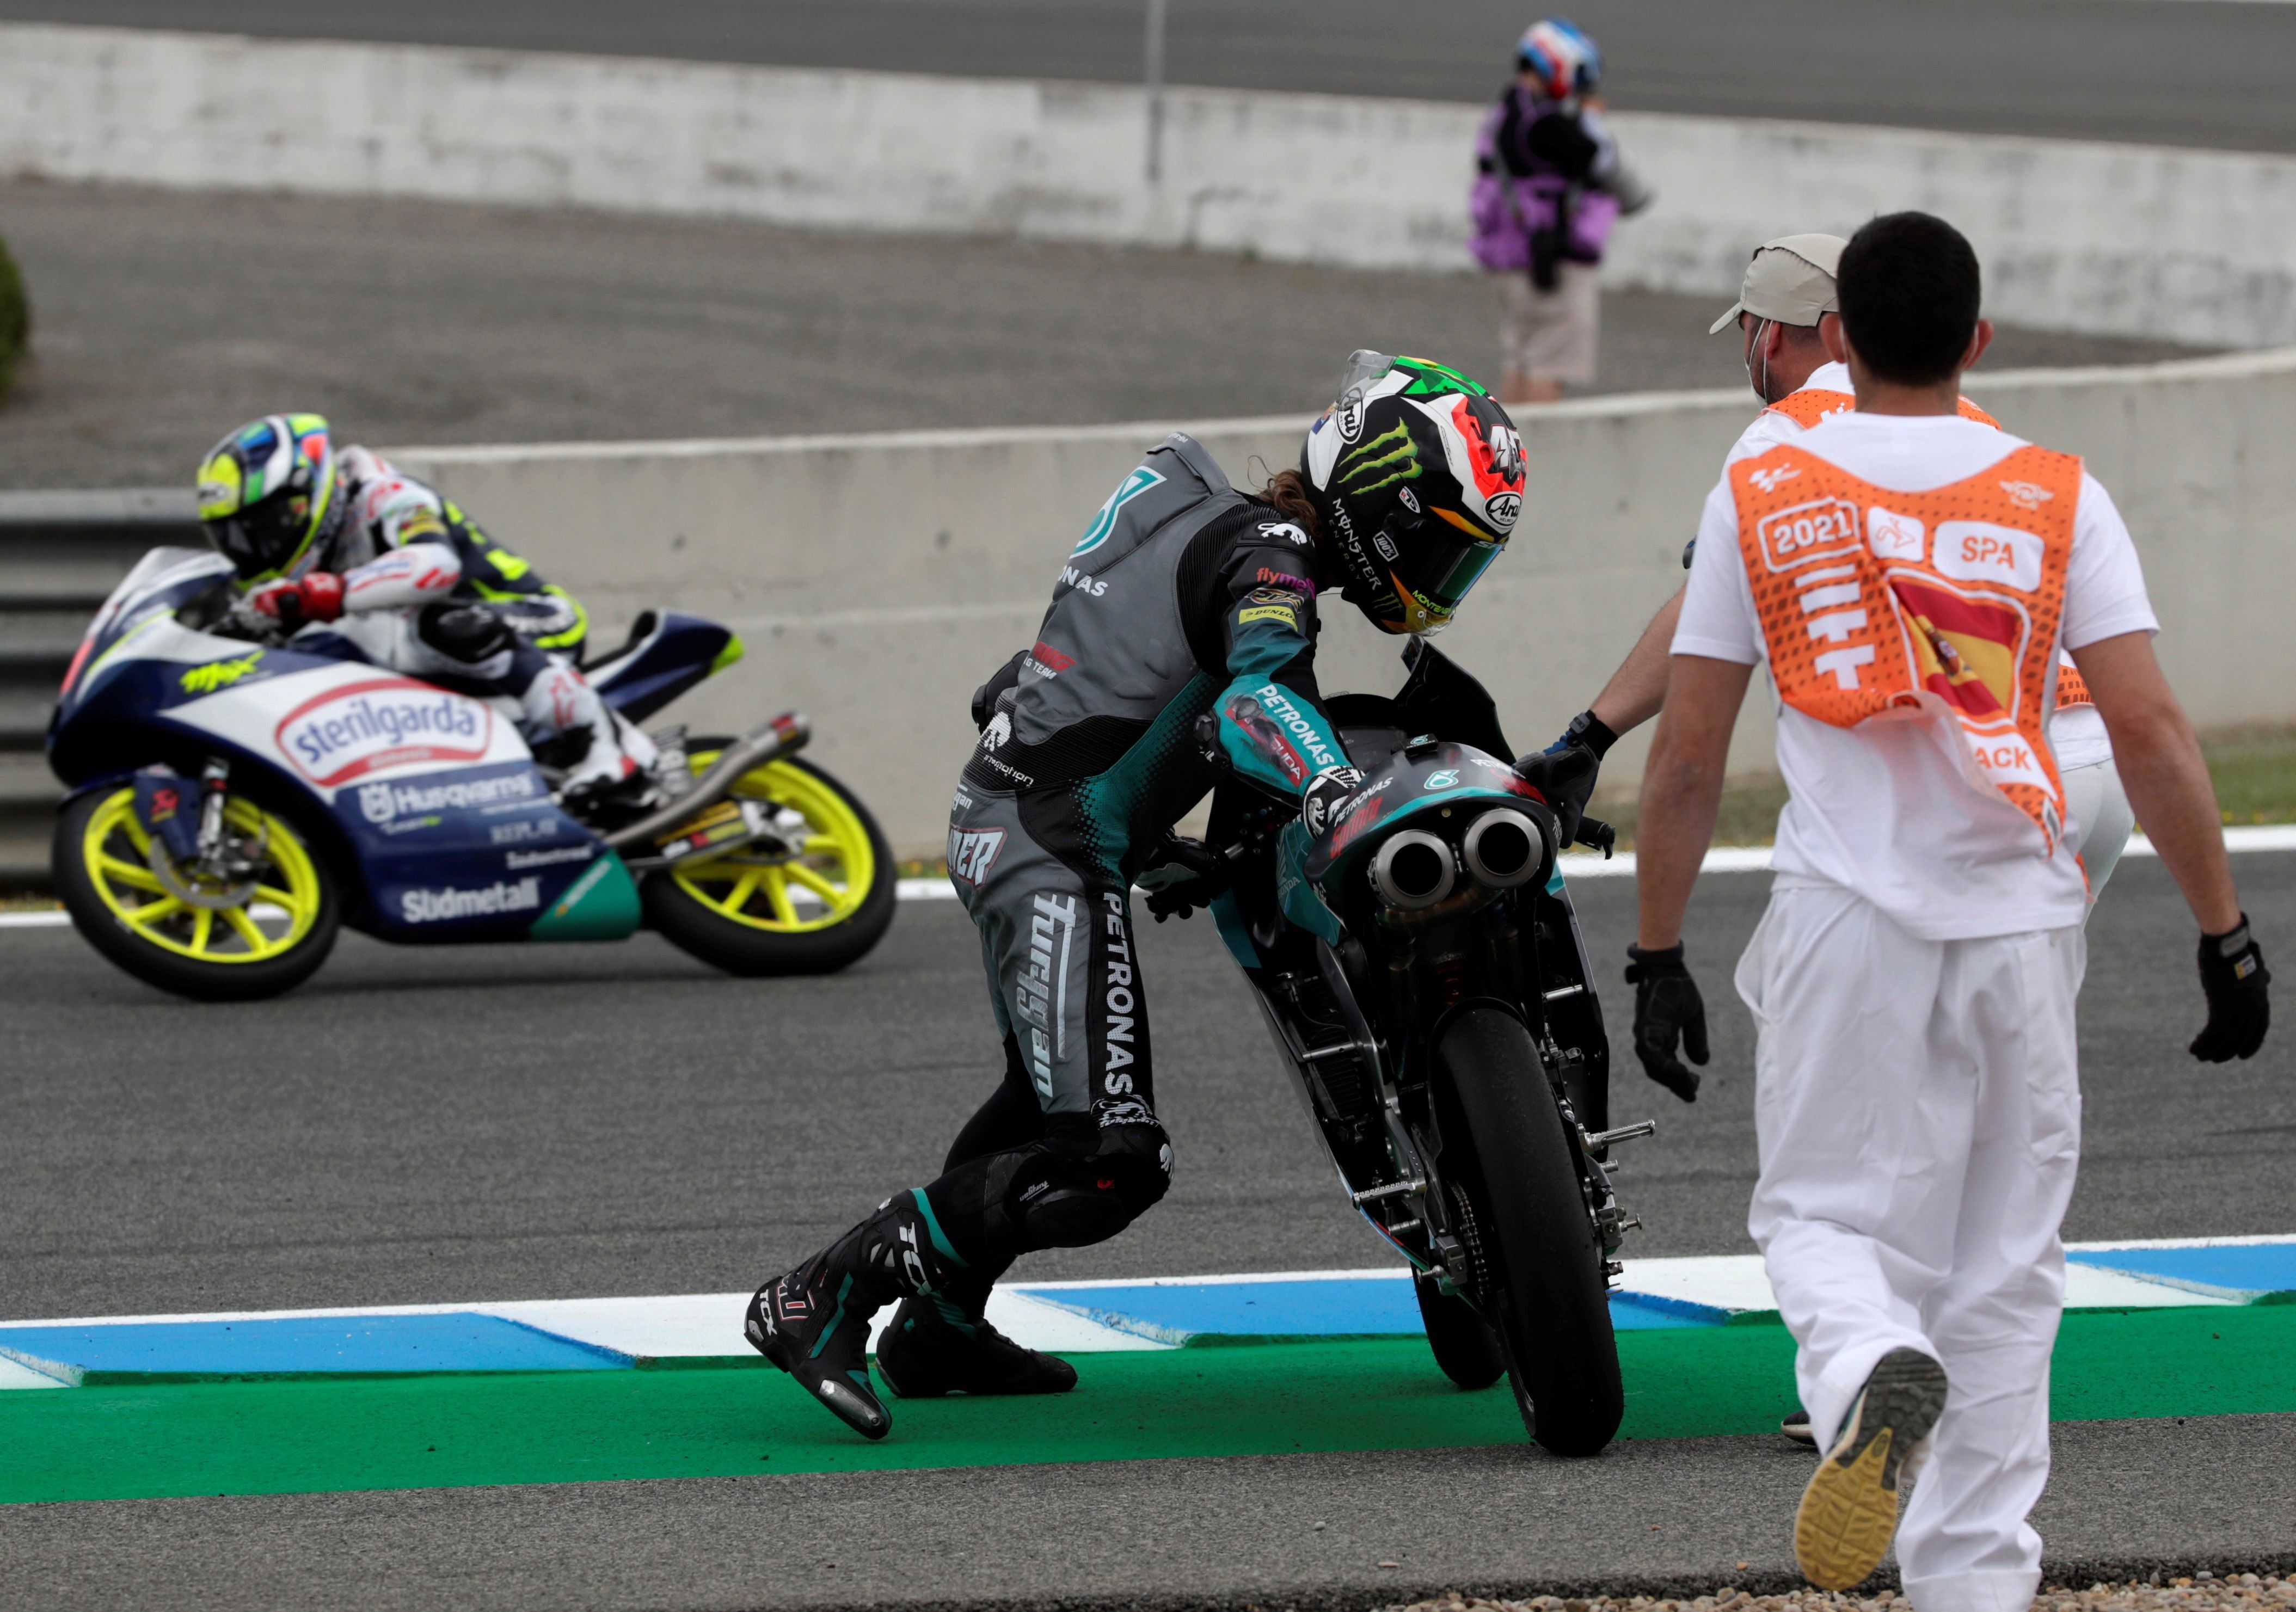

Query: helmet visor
<box><xmin>204</xmin><ymin>494</ymin><xmax>312</xmax><ymax>583</ymax></box>
<box><xmin>1384</xmin><ymin>512</ymin><xmax>1503</xmax><ymax>633</ymax></box>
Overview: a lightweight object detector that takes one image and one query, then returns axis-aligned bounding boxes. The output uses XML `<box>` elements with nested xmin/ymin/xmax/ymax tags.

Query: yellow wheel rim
<box><xmin>81</xmin><ymin>787</ymin><xmax>324</xmax><ymax>964</ymax></box>
<box><xmin>666</xmin><ymin>755</ymin><xmax>876</xmax><ymax>934</ymax></box>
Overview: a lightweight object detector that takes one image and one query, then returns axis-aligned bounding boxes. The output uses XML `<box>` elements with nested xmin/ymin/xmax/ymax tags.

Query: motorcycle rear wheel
<box><xmin>1435</xmin><ymin>1006</ymin><xmax>1623</xmax><ymax>1456</ymax></box>
<box><xmin>639</xmin><ymin>748</ymin><xmax>895</xmax><ymax>976</ymax></box>
<box><xmin>54</xmin><ymin>785</ymin><xmax>340</xmax><ymax>1002</ymax></box>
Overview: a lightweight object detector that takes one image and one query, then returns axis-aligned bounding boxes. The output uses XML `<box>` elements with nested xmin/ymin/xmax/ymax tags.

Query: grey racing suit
<box><xmin>922</xmin><ymin>432</ymin><xmax>1350</xmax><ymax>1287</ymax></box>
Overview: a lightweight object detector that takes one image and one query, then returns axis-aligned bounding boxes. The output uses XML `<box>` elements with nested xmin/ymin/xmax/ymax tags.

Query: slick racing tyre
<box><xmin>639</xmin><ymin>746</ymin><xmax>896</xmax><ymax>976</ymax></box>
<box><xmin>54</xmin><ymin>785</ymin><xmax>340</xmax><ymax>1002</ymax></box>
<box><xmin>1435</xmin><ymin>1006</ymin><xmax>1623</xmax><ymax>1456</ymax></box>
<box><xmin>1414</xmin><ymin>1269</ymin><xmax>1507</xmax><ymax>1391</ymax></box>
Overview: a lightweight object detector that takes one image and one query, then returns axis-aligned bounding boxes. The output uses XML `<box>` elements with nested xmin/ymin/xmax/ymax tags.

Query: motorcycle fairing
<box><xmin>585</xmin><ymin>610</ymin><xmax>740</xmax><ymax>723</ymax></box>
<box><xmin>49</xmin><ymin>549</ymin><xmax>619</xmax><ymax>943</ymax></box>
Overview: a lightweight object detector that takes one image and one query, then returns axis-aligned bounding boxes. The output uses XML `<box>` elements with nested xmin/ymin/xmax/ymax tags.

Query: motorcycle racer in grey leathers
<box><xmin>746</xmin><ymin>354</ymin><xmax>1529</xmax><ymax>1438</ymax></box>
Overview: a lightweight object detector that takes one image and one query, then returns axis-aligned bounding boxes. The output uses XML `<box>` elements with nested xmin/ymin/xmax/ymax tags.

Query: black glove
<box><xmin>2191</xmin><ymin>914</ymin><xmax>2270</xmax><ymax>1062</ymax></box>
<box><xmin>1138</xmin><ymin>835</ymin><xmax>1226</xmax><ymax>923</ymax></box>
<box><xmin>1515</xmin><ymin>709</ymin><xmax>1617</xmax><ymax>851</ymax></box>
<box><xmin>1625</xmin><ymin>942</ymin><xmax>1706</xmax><ymax>1103</ymax></box>
<box><xmin>1300</xmin><ymin>765</ymin><xmax>1364</xmax><ymax>839</ymax></box>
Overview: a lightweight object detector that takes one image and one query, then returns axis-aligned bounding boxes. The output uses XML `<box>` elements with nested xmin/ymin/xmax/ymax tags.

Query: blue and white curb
<box><xmin>2</xmin><ymin>1237</ymin><xmax>2285</xmax><ymax>1390</ymax></box>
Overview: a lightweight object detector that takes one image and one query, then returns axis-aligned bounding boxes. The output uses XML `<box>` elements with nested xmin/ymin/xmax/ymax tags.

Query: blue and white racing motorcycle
<box><xmin>47</xmin><ymin>547</ymin><xmax>895</xmax><ymax>1000</ymax></box>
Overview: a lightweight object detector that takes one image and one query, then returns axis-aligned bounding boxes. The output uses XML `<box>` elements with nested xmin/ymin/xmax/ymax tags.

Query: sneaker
<box><xmin>1782</xmin><ymin>1406</ymin><xmax>1816</xmax><ymax>1447</ymax></box>
<box><xmin>745</xmin><ymin>1256</ymin><xmax>892</xmax><ymax>1441</ymax></box>
<box><xmin>874</xmin><ymin>1296</ymin><xmax>1078</xmax><ymax>1399</ymax></box>
<box><xmin>1794</xmin><ymin>1347</ymin><xmax>1949</xmax><ymax>1591</ymax></box>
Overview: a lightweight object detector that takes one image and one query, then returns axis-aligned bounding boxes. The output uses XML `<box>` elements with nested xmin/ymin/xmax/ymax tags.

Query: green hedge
<box><xmin>0</xmin><ymin>232</ymin><xmax>27</xmax><ymax>400</ymax></box>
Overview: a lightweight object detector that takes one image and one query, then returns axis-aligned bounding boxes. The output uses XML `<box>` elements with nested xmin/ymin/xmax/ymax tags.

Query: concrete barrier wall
<box><xmin>5</xmin><ymin>23</ymin><xmax>2296</xmax><ymax>349</ymax></box>
<box><xmin>385</xmin><ymin>348</ymin><xmax>2296</xmax><ymax>857</ymax></box>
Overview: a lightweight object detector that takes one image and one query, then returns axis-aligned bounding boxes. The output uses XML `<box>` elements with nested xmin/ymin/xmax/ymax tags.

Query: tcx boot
<box><xmin>874</xmin><ymin>1293</ymin><xmax>1078</xmax><ymax>1399</ymax></box>
<box><xmin>745</xmin><ymin>1190</ymin><xmax>966</xmax><ymax>1441</ymax></box>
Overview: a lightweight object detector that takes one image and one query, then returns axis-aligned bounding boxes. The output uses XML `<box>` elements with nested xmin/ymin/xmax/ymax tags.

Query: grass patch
<box><xmin>2199</xmin><ymin>727</ymin><xmax>2296</xmax><ymax>826</ymax></box>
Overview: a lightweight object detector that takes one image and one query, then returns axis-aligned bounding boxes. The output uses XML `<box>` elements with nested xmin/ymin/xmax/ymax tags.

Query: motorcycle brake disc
<box><xmin>147</xmin><ymin>839</ymin><xmax>261</xmax><ymax>910</ymax></box>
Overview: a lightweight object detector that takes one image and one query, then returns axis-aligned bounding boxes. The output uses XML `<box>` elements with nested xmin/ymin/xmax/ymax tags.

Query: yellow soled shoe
<box><xmin>1794</xmin><ymin>1347</ymin><xmax>1950</xmax><ymax>1591</ymax></box>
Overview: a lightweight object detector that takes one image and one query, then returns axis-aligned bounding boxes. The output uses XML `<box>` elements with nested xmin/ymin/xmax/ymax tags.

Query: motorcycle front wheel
<box><xmin>1435</xmin><ymin>1006</ymin><xmax>1623</xmax><ymax>1456</ymax></box>
<box><xmin>54</xmin><ymin>785</ymin><xmax>341</xmax><ymax>1002</ymax></box>
<box><xmin>639</xmin><ymin>747</ymin><xmax>896</xmax><ymax>976</ymax></box>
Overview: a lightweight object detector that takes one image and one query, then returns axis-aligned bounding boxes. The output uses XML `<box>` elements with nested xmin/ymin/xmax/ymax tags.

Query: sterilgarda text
<box><xmin>294</xmin><ymin>692</ymin><xmax>481</xmax><ymax>771</ymax></box>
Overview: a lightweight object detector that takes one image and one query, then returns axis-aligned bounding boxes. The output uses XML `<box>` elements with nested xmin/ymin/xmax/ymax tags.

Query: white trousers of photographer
<box><xmin>1739</xmin><ymin>882</ymin><xmax>2085</xmax><ymax>1612</ymax></box>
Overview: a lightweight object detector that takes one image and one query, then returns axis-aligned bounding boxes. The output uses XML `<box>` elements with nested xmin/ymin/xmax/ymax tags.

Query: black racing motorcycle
<box><xmin>1182</xmin><ymin>641</ymin><xmax>1650</xmax><ymax>1456</ymax></box>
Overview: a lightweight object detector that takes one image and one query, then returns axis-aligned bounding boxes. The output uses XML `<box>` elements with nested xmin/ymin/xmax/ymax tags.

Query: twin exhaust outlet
<box><xmin>1369</xmin><ymin>806</ymin><xmax>1549</xmax><ymax>912</ymax></box>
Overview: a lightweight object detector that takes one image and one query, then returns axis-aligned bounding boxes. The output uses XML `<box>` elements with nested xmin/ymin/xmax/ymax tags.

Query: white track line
<box><xmin>10</xmin><ymin>824</ymin><xmax>2294</xmax><ymax>928</ymax></box>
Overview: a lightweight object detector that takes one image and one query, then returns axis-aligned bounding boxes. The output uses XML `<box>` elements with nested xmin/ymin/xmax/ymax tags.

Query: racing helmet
<box><xmin>1300</xmin><ymin>352</ymin><xmax>1525</xmax><ymax>636</ymax></box>
<box><xmin>196</xmin><ymin>413</ymin><xmax>341</xmax><ymax>587</ymax></box>
<box><xmin>1516</xmin><ymin>17</ymin><xmax>1602</xmax><ymax>101</ymax></box>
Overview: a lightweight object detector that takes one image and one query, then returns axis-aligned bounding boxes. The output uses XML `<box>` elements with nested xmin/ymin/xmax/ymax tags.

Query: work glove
<box><xmin>1625</xmin><ymin>942</ymin><xmax>1706</xmax><ymax>1103</ymax></box>
<box><xmin>1299</xmin><ymin>765</ymin><xmax>1364</xmax><ymax>840</ymax></box>
<box><xmin>1138</xmin><ymin>835</ymin><xmax>1226</xmax><ymax>924</ymax></box>
<box><xmin>2190</xmin><ymin>914</ymin><xmax>2270</xmax><ymax>1062</ymax></box>
<box><xmin>247</xmin><ymin>571</ymin><xmax>345</xmax><ymax>626</ymax></box>
<box><xmin>1515</xmin><ymin>709</ymin><xmax>1617</xmax><ymax>851</ymax></box>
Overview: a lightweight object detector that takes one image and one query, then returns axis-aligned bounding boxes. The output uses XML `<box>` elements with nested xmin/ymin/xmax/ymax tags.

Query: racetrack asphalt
<box><xmin>5</xmin><ymin>0</ymin><xmax>2293</xmax><ymax>155</ymax></box>
<box><xmin>0</xmin><ymin>180</ymin><xmax>2207</xmax><ymax>490</ymax></box>
<box><xmin>4</xmin><ymin>852</ymin><xmax>2293</xmax><ymax>1607</ymax></box>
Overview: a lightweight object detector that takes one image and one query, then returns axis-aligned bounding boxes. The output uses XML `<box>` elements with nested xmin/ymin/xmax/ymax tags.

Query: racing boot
<box><xmin>744</xmin><ymin>1190</ymin><xmax>967</xmax><ymax>1440</ymax></box>
<box><xmin>874</xmin><ymin>1275</ymin><xmax>1078</xmax><ymax>1400</ymax></box>
<box><xmin>524</xmin><ymin>663</ymin><xmax>659</xmax><ymax>810</ymax></box>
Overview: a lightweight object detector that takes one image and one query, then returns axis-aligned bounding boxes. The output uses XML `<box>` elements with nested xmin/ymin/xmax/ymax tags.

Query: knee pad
<box><xmin>1011</xmin><ymin>1120</ymin><xmax>1172</xmax><ymax>1249</ymax></box>
<box><xmin>416</xmin><ymin>600</ymin><xmax>515</xmax><ymax>666</ymax></box>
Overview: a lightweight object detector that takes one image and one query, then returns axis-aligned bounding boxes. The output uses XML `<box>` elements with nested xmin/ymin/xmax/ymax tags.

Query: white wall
<box><xmin>389</xmin><ymin>349</ymin><xmax>2296</xmax><ymax>857</ymax></box>
<box><xmin>5</xmin><ymin>23</ymin><xmax>2296</xmax><ymax>349</ymax></box>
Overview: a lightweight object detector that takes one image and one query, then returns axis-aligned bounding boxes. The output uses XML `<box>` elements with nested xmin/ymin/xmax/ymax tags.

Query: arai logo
<box><xmin>275</xmin><ymin>677</ymin><xmax>493</xmax><ymax>788</ymax></box>
<box><xmin>1486</xmin><ymin>492</ymin><xmax>1521</xmax><ymax>532</ymax></box>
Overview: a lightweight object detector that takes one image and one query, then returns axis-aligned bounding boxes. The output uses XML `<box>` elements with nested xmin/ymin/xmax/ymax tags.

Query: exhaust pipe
<box><xmin>1370</xmin><ymin>829</ymin><xmax>1456</xmax><ymax>910</ymax></box>
<box><xmin>602</xmin><ymin>711</ymin><xmax>809</xmax><ymax>852</ymax></box>
<box><xmin>1460</xmin><ymin>805</ymin><xmax>1551</xmax><ymax>890</ymax></box>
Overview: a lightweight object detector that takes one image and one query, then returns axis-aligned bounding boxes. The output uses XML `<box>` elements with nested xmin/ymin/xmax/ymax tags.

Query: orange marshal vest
<box><xmin>1730</xmin><ymin>441</ymin><xmax>2085</xmax><ymax>852</ymax></box>
<box><xmin>1766</xmin><ymin>387</ymin><xmax>2002</xmax><ymax>431</ymax></box>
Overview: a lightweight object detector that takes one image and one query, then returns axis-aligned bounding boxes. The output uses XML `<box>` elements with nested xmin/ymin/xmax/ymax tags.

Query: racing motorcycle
<box><xmin>45</xmin><ymin>546</ymin><xmax>896</xmax><ymax>1001</ymax></box>
<box><xmin>1189</xmin><ymin>640</ymin><xmax>1649</xmax><ymax>1456</ymax></box>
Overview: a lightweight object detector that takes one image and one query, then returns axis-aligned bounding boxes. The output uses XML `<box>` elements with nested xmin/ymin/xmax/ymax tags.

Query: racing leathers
<box><xmin>749</xmin><ymin>433</ymin><xmax>1353</xmax><ymax>1432</ymax></box>
<box><xmin>250</xmin><ymin>447</ymin><xmax>651</xmax><ymax>795</ymax></box>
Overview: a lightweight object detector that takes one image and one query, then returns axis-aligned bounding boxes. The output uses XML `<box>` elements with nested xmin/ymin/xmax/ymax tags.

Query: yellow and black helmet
<box><xmin>195</xmin><ymin>414</ymin><xmax>340</xmax><ymax>586</ymax></box>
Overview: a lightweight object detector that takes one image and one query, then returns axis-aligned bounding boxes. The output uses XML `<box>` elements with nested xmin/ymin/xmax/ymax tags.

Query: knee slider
<box><xmin>417</xmin><ymin>600</ymin><xmax>515</xmax><ymax>665</ymax></box>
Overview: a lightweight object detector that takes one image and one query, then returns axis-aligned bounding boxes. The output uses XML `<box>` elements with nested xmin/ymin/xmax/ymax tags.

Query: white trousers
<box><xmin>2061</xmin><ymin>758</ymin><xmax>2134</xmax><ymax>907</ymax></box>
<box><xmin>1738</xmin><ymin>883</ymin><xmax>2085</xmax><ymax>1612</ymax></box>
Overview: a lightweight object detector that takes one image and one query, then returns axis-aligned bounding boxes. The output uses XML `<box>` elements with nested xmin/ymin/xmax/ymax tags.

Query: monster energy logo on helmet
<box><xmin>1334</xmin><ymin>422</ymin><xmax>1422</xmax><ymax>496</ymax></box>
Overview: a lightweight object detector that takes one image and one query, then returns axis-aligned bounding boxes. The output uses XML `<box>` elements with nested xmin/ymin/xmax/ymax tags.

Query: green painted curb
<box><xmin>2</xmin><ymin>1306</ymin><xmax>2287</xmax><ymax>1505</ymax></box>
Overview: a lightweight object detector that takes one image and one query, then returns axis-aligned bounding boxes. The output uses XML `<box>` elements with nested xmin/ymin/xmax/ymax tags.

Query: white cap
<box><xmin>1708</xmin><ymin>233</ymin><xmax>1848</xmax><ymax>335</ymax></box>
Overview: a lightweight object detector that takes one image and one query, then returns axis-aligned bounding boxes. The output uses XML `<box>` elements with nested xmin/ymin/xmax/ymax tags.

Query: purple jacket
<box><xmin>1469</xmin><ymin>87</ymin><xmax>1621</xmax><ymax>273</ymax></box>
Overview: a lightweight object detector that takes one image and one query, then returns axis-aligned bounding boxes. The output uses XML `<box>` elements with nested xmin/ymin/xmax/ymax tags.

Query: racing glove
<box><xmin>1515</xmin><ymin>709</ymin><xmax>1617</xmax><ymax>852</ymax></box>
<box><xmin>2190</xmin><ymin>914</ymin><xmax>2270</xmax><ymax>1062</ymax></box>
<box><xmin>1138</xmin><ymin>835</ymin><xmax>1226</xmax><ymax>924</ymax></box>
<box><xmin>248</xmin><ymin>571</ymin><xmax>345</xmax><ymax>625</ymax></box>
<box><xmin>1299</xmin><ymin>765</ymin><xmax>1364</xmax><ymax>839</ymax></box>
<box><xmin>1625</xmin><ymin>942</ymin><xmax>1706</xmax><ymax>1103</ymax></box>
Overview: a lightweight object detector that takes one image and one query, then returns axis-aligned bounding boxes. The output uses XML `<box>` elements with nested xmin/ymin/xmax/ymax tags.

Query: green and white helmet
<box><xmin>1300</xmin><ymin>352</ymin><xmax>1526</xmax><ymax>635</ymax></box>
<box><xmin>195</xmin><ymin>413</ymin><xmax>341</xmax><ymax>587</ymax></box>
